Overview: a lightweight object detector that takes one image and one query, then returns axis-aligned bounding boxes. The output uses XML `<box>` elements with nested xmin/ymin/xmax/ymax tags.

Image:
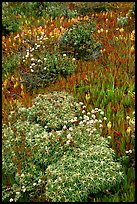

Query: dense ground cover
<box><xmin>2</xmin><ymin>2</ymin><xmax>135</xmax><ymax>202</ymax></box>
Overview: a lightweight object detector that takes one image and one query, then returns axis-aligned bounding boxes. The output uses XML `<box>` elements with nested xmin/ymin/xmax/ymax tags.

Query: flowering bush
<box><xmin>2</xmin><ymin>91</ymin><xmax>124</xmax><ymax>202</ymax></box>
<box><xmin>20</xmin><ymin>50</ymin><xmax>77</xmax><ymax>90</ymax></box>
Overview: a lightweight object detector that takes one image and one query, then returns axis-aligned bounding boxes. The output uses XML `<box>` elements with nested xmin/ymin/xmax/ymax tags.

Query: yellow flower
<box><xmin>107</xmin><ymin>121</ymin><xmax>112</xmax><ymax>130</ymax></box>
<box><xmin>106</xmin><ymin>18</ymin><xmax>108</xmax><ymax>22</ymax></box>
<box><xmin>100</xmin><ymin>28</ymin><xmax>103</xmax><ymax>32</ymax></box>
<box><xmin>130</xmin><ymin>46</ymin><xmax>135</xmax><ymax>53</ymax></box>
<box><xmin>119</xmin><ymin>28</ymin><xmax>124</xmax><ymax>33</ymax></box>
<box><xmin>106</xmin><ymin>30</ymin><xmax>108</xmax><ymax>33</ymax></box>
<box><xmin>97</xmin><ymin>30</ymin><xmax>101</xmax><ymax>34</ymax></box>
<box><xmin>126</xmin><ymin>127</ymin><xmax>131</xmax><ymax>135</ymax></box>
<box><xmin>85</xmin><ymin>93</ymin><xmax>90</xmax><ymax>102</ymax></box>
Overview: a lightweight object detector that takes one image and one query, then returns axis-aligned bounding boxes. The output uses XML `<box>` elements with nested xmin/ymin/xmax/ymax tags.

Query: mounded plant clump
<box><xmin>2</xmin><ymin>91</ymin><xmax>124</xmax><ymax>202</ymax></box>
<box><xmin>58</xmin><ymin>22</ymin><xmax>102</xmax><ymax>60</ymax></box>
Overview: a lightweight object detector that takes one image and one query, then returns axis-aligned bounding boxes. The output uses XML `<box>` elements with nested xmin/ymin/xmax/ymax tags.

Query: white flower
<box><xmin>66</xmin><ymin>140</ymin><xmax>71</xmax><ymax>145</ymax></box>
<box><xmin>87</xmin><ymin>112</ymin><xmax>90</xmax><ymax>115</ymax></box>
<box><xmin>10</xmin><ymin>198</ymin><xmax>14</xmax><ymax>202</ymax></box>
<box><xmin>31</xmin><ymin>63</ymin><xmax>35</xmax><ymax>66</ymax></box>
<box><xmin>126</xmin><ymin>116</ymin><xmax>130</xmax><ymax>120</ymax></box>
<box><xmin>82</xmin><ymin>110</ymin><xmax>85</xmax><ymax>114</ymax></box>
<box><xmin>79</xmin><ymin>121</ymin><xmax>83</xmax><ymax>125</ymax></box>
<box><xmin>63</xmin><ymin>54</ymin><xmax>67</xmax><ymax>57</ymax></box>
<box><xmin>72</xmin><ymin>58</ymin><xmax>76</xmax><ymax>61</ymax></box>
<box><xmin>79</xmin><ymin>102</ymin><xmax>83</xmax><ymax>105</ymax></box>
<box><xmin>37</xmin><ymin>44</ymin><xmax>40</xmax><ymax>48</ymax></box>
<box><xmin>44</xmin><ymin>58</ymin><xmax>47</xmax><ymax>61</ymax></box>
<box><xmin>99</xmin><ymin>124</ymin><xmax>103</xmax><ymax>128</ymax></box>
<box><xmin>107</xmin><ymin>136</ymin><xmax>111</xmax><ymax>139</ymax></box>
<box><xmin>98</xmin><ymin>119</ymin><xmax>102</xmax><ymax>123</ymax></box>
<box><xmin>95</xmin><ymin>108</ymin><xmax>99</xmax><ymax>111</ymax></box>
<box><xmin>83</xmin><ymin>105</ymin><xmax>86</xmax><ymax>109</ymax></box>
<box><xmin>31</xmin><ymin>69</ymin><xmax>34</xmax><ymax>72</ymax></box>
<box><xmin>83</xmin><ymin>115</ymin><xmax>89</xmax><ymax>121</ymax></box>
<box><xmin>100</xmin><ymin>111</ymin><xmax>104</xmax><ymax>115</ymax></box>
<box><xmin>16</xmin><ymin>192</ymin><xmax>20</xmax><ymax>195</ymax></box>
<box><xmin>33</xmin><ymin>183</ymin><xmax>37</xmax><ymax>186</ymax></box>
<box><xmin>69</xmin><ymin>127</ymin><xmax>73</xmax><ymax>131</ymax></box>
<box><xmin>38</xmin><ymin>59</ymin><xmax>41</xmax><ymax>62</ymax></box>
<box><xmin>128</xmin><ymin>150</ymin><xmax>132</xmax><ymax>154</ymax></box>
<box><xmin>132</xmin><ymin>111</ymin><xmax>135</xmax><ymax>115</ymax></box>
<box><xmin>31</xmin><ymin>58</ymin><xmax>35</xmax><ymax>61</ymax></box>
<box><xmin>91</xmin><ymin>110</ymin><xmax>95</xmax><ymax>113</ymax></box>
<box><xmin>103</xmin><ymin>117</ymin><xmax>107</xmax><ymax>120</ymax></box>
<box><xmin>63</xmin><ymin>125</ymin><xmax>67</xmax><ymax>130</ymax></box>
<box><xmin>44</xmin><ymin>67</ymin><xmax>47</xmax><ymax>70</ymax></box>
<box><xmin>21</xmin><ymin>173</ymin><xmax>25</xmax><ymax>177</ymax></box>
<box><xmin>125</xmin><ymin>150</ymin><xmax>129</xmax><ymax>154</ymax></box>
<box><xmin>44</xmin><ymin>126</ymin><xmax>48</xmax><ymax>129</ymax></box>
<box><xmin>67</xmin><ymin>133</ymin><xmax>72</xmax><ymax>139</ymax></box>
<box><xmin>92</xmin><ymin>114</ymin><xmax>96</xmax><ymax>119</ymax></box>
<box><xmin>22</xmin><ymin>188</ymin><xmax>26</xmax><ymax>192</ymax></box>
<box><xmin>38</xmin><ymin>179</ymin><xmax>41</xmax><ymax>183</ymax></box>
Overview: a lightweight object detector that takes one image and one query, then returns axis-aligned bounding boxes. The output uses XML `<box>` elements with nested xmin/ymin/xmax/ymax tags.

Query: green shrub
<box><xmin>128</xmin><ymin>2</ymin><xmax>135</xmax><ymax>17</ymax></box>
<box><xmin>58</xmin><ymin>22</ymin><xmax>102</xmax><ymax>60</ymax></box>
<box><xmin>2</xmin><ymin>92</ymin><xmax>124</xmax><ymax>202</ymax></box>
<box><xmin>117</xmin><ymin>16</ymin><xmax>128</xmax><ymax>27</ymax></box>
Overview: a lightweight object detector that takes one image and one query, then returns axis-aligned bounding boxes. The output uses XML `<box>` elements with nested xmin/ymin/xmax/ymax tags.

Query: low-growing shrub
<box><xmin>2</xmin><ymin>91</ymin><xmax>124</xmax><ymax>202</ymax></box>
<box><xmin>58</xmin><ymin>22</ymin><xmax>102</xmax><ymax>60</ymax></box>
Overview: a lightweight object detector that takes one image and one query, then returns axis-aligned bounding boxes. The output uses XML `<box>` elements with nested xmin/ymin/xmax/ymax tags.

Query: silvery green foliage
<box><xmin>26</xmin><ymin>91</ymin><xmax>81</xmax><ymax>130</ymax></box>
<box><xmin>2</xmin><ymin>91</ymin><xmax>124</xmax><ymax>202</ymax></box>
<box><xmin>58</xmin><ymin>22</ymin><xmax>102</xmax><ymax>60</ymax></box>
<box><xmin>117</xmin><ymin>16</ymin><xmax>128</xmax><ymax>27</ymax></box>
<box><xmin>45</xmin><ymin>133</ymin><xmax>124</xmax><ymax>202</ymax></box>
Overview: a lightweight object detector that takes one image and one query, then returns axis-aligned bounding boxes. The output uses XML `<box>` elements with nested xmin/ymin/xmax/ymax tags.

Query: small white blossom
<box><xmin>67</xmin><ymin>133</ymin><xmax>72</xmax><ymax>139</ymax></box>
<box><xmin>44</xmin><ymin>67</ymin><xmax>47</xmax><ymax>70</ymax></box>
<box><xmin>82</xmin><ymin>110</ymin><xmax>85</xmax><ymax>114</ymax></box>
<box><xmin>31</xmin><ymin>63</ymin><xmax>35</xmax><ymax>66</ymax></box>
<box><xmin>99</xmin><ymin>124</ymin><xmax>103</xmax><ymax>128</ymax></box>
<box><xmin>44</xmin><ymin>58</ymin><xmax>47</xmax><ymax>61</ymax></box>
<box><xmin>69</xmin><ymin>127</ymin><xmax>73</xmax><ymax>131</ymax></box>
<box><xmin>91</xmin><ymin>110</ymin><xmax>95</xmax><ymax>113</ymax></box>
<box><xmin>63</xmin><ymin>125</ymin><xmax>67</xmax><ymax>130</ymax></box>
<box><xmin>103</xmin><ymin>117</ymin><xmax>107</xmax><ymax>120</ymax></box>
<box><xmin>92</xmin><ymin>114</ymin><xmax>96</xmax><ymax>119</ymax></box>
<box><xmin>128</xmin><ymin>150</ymin><xmax>132</xmax><ymax>154</ymax></box>
<box><xmin>31</xmin><ymin>69</ymin><xmax>34</xmax><ymax>72</ymax></box>
<box><xmin>63</xmin><ymin>54</ymin><xmax>67</xmax><ymax>57</ymax></box>
<box><xmin>16</xmin><ymin>192</ymin><xmax>20</xmax><ymax>195</ymax></box>
<box><xmin>79</xmin><ymin>102</ymin><xmax>83</xmax><ymax>105</ymax></box>
<box><xmin>100</xmin><ymin>111</ymin><xmax>104</xmax><ymax>115</ymax></box>
<box><xmin>126</xmin><ymin>116</ymin><xmax>130</xmax><ymax>120</ymax></box>
<box><xmin>33</xmin><ymin>183</ymin><xmax>37</xmax><ymax>186</ymax></box>
<box><xmin>38</xmin><ymin>179</ymin><xmax>41</xmax><ymax>183</ymax></box>
<box><xmin>66</xmin><ymin>140</ymin><xmax>71</xmax><ymax>145</ymax></box>
<box><xmin>21</xmin><ymin>173</ymin><xmax>25</xmax><ymax>177</ymax></box>
<box><xmin>10</xmin><ymin>198</ymin><xmax>14</xmax><ymax>202</ymax></box>
<box><xmin>72</xmin><ymin>58</ymin><xmax>76</xmax><ymax>61</ymax></box>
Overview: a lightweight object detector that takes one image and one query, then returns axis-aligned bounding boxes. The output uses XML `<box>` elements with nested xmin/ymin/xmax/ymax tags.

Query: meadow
<box><xmin>2</xmin><ymin>2</ymin><xmax>135</xmax><ymax>202</ymax></box>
